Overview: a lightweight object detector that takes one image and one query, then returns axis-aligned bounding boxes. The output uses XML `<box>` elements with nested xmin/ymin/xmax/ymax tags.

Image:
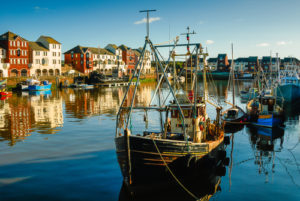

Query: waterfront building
<box><xmin>217</xmin><ymin>54</ymin><xmax>230</xmax><ymax>71</ymax></box>
<box><xmin>91</xmin><ymin>47</ymin><xmax>126</xmax><ymax>76</ymax></box>
<box><xmin>133</xmin><ymin>48</ymin><xmax>151</xmax><ymax>74</ymax></box>
<box><xmin>207</xmin><ymin>57</ymin><xmax>218</xmax><ymax>70</ymax></box>
<box><xmin>234</xmin><ymin>58</ymin><xmax>248</xmax><ymax>72</ymax></box>
<box><xmin>64</xmin><ymin>46</ymin><xmax>94</xmax><ymax>74</ymax></box>
<box><xmin>283</xmin><ymin>57</ymin><xmax>300</xmax><ymax>71</ymax></box>
<box><xmin>0</xmin><ymin>45</ymin><xmax>9</xmax><ymax>77</ymax></box>
<box><xmin>0</xmin><ymin>31</ymin><xmax>30</xmax><ymax>77</ymax></box>
<box><xmin>29</xmin><ymin>36</ymin><xmax>62</xmax><ymax>76</ymax></box>
<box><xmin>247</xmin><ymin>56</ymin><xmax>259</xmax><ymax>72</ymax></box>
<box><xmin>119</xmin><ymin>45</ymin><xmax>136</xmax><ymax>75</ymax></box>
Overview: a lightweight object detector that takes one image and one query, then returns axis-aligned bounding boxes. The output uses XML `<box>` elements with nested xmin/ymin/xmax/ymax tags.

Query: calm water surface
<box><xmin>0</xmin><ymin>81</ymin><xmax>300</xmax><ymax>201</ymax></box>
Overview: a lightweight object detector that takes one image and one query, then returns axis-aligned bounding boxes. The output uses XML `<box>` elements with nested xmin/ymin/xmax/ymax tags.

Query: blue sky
<box><xmin>1</xmin><ymin>0</ymin><xmax>299</xmax><ymax>59</ymax></box>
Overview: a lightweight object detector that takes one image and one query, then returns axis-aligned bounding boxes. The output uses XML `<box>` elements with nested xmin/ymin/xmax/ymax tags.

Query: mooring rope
<box><xmin>151</xmin><ymin>138</ymin><xmax>200</xmax><ymax>201</ymax></box>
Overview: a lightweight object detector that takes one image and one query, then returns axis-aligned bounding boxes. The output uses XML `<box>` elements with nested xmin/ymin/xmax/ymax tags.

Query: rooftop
<box><xmin>39</xmin><ymin>35</ymin><xmax>61</xmax><ymax>44</ymax></box>
<box><xmin>28</xmin><ymin>41</ymin><xmax>48</xmax><ymax>51</ymax></box>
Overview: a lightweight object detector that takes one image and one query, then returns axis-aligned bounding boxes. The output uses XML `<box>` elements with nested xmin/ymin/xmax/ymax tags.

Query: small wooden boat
<box><xmin>222</xmin><ymin>44</ymin><xmax>247</xmax><ymax>125</ymax></box>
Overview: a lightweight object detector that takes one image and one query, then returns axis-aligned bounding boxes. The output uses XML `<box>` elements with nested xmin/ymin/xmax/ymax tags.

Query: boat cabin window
<box><xmin>227</xmin><ymin>110</ymin><xmax>237</xmax><ymax>118</ymax></box>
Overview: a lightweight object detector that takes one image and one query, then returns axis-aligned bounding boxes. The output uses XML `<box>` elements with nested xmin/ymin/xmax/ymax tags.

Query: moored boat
<box><xmin>115</xmin><ymin>19</ymin><xmax>226</xmax><ymax>189</ymax></box>
<box><xmin>28</xmin><ymin>80</ymin><xmax>52</xmax><ymax>91</ymax></box>
<box><xmin>221</xmin><ymin>44</ymin><xmax>247</xmax><ymax>125</ymax></box>
<box><xmin>246</xmin><ymin>95</ymin><xmax>284</xmax><ymax>128</ymax></box>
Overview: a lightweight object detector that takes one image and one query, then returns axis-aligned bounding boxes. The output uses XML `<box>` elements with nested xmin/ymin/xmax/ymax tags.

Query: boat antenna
<box><xmin>139</xmin><ymin>9</ymin><xmax>157</xmax><ymax>38</ymax></box>
<box><xmin>181</xmin><ymin>26</ymin><xmax>196</xmax><ymax>53</ymax></box>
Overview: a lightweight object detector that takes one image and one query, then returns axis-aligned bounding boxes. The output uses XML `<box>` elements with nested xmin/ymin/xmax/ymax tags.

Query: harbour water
<box><xmin>0</xmin><ymin>81</ymin><xmax>300</xmax><ymax>201</ymax></box>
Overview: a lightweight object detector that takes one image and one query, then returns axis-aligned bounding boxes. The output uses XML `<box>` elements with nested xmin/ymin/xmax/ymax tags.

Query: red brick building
<box><xmin>0</xmin><ymin>31</ymin><xmax>30</xmax><ymax>77</ymax></box>
<box><xmin>119</xmin><ymin>45</ymin><xmax>135</xmax><ymax>74</ymax></box>
<box><xmin>64</xmin><ymin>45</ymin><xmax>93</xmax><ymax>74</ymax></box>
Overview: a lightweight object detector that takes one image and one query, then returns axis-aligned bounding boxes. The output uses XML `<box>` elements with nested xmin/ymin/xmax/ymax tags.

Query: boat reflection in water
<box><xmin>247</xmin><ymin>125</ymin><xmax>284</xmax><ymax>181</ymax></box>
<box><xmin>118</xmin><ymin>144</ymin><xmax>229</xmax><ymax>201</ymax></box>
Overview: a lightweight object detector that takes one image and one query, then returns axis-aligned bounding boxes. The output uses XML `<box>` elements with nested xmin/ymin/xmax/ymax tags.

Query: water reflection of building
<box><xmin>30</xmin><ymin>93</ymin><xmax>63</xmax><ymax>134</ymax></box>
<box><xmin>0</xmin><ymin>96</ymin><xmax>33</xmax><ymax>146</ymax></box>
<box><xmin>63</xmin><ymin>84</ymin><xmax>154</xmax><ymax>118</ymax></box>
<box><xmin>0</xmin><ymin>92</ymin><xmax>64</xmax><ymax>146</ymax></box>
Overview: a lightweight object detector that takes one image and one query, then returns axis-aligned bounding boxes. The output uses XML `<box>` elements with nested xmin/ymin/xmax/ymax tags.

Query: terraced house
<box><xmin>0</xmin><ymin>31</ymin><xmax>30</xmax><ymax>77</ymax></box>
<box><xmin>0</xmin><ymin>45</ymin><xmax>9</xmax><ymax>77</ymax></box>
<box><xmin>65</xmin><ymin>45</ymin><xmax>127</xmax><ymax>75</ymax></box>
<box><xmin>31</xmin><ymin>36</ymin><xmax>62</xmax><ymax>76</ymax></box>
<box><xmin>64</xmin><ymin>46</ymin><xmax>93</xmax><ymax>74</ymax></box>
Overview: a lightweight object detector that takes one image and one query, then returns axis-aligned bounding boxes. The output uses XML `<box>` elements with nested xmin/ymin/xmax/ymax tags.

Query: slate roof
<box><xmin>28</xmin><ymin>41</ymin><xmax>48</xmax><ymax>51</ymax></box>
<box><xmin>64</xmin><ymin>45</ymin><xmax>113</xmax><ymax>55</ymax></box>
<box><xmin>235</xmin><ymin>57</ymin><xmax>248</xmax><ymax>62</ymax></box>
<box><xmin>0</xmin><ymin>31</ymin><xmax>27</xmax><ymax>41</ymax></box>
<box><xmin>248</xmin><ymin>56</ymin><xmax>258</xmax><ymax>62</ymax></box>
<box><xmin>39</xmin><ymin>35</ymin><xmax>61</xmax><ymax>44</ymax></box>
<box><xmin>119</xmin><ymin>44</ymin><xmax>129</xmax><ymax>51</ymax></box>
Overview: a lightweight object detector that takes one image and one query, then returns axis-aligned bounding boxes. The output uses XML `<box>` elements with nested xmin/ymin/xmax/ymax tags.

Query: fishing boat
<box><xmin>28</xmin><ymin>80</ymin><xmax>52</xmax><ymax>91</ymax></box>
<box><xmin>198</xmin><ymin>70</ymin><xmax>230</xmax><ymax>80</ymax></box>
<box><xmin>118</xmin><ymin>143</ymin><xmax>228</xmax><ymax>200</ymax></box>
<box><xmin>221</xmin><ymin>44</ymin><xmax>247</xmax><ymax>125</ymax></box>
<box><xmin>276</xmin><ymin>59</ymin><xmax>300</xmax><ymax>102</ymax></box>
<box><xmin>115</xmin><ymin>14</ymin><xmax>226</xmax><ymax>190</ymax></box>
<box><xmin>246</xmin><ymin>92</ymin><xmax>284</xmax><ymax>128</ymax></box>
<box><xmin>246</xmin><ymin>63</ymin><xmax>284</xmax><ymax>128</ymax></box>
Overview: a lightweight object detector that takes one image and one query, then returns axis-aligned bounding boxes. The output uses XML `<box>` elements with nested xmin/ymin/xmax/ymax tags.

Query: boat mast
<box><xmin>277</xmin><ymin>53</ymin><xmax>280</xmax><ymax>83</ymax></box>
<box><xmin>231</xmin><ymin>44</ymin><xmax>235</xmax><ymax>107</ymax></box>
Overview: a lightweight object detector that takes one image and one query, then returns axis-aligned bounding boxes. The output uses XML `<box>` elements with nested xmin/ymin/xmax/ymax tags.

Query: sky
<box><xmin>1</xmin><ymin>0</ymin><xmax>300</xmax><ymax>59</ymax></box>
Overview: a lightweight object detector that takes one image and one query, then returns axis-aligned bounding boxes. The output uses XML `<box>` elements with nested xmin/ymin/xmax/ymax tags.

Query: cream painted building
<box><xmin>0</xmin><ymin>47</ymin><xmax>9</xmax><ymax>77</ymax></box>
<box><xmin>28</xmin><ymin>36</ymin><xmax>62</xmax><ymax>76</ymax></box>
<box><xmin>90</xmin><ymin>47</ymin><xmax>126</xmax><ymax>75</ymax></box>
<box><xmin>134</xmin><ymin>49</ymin><xmax>151</xmax><ymax>74</ymax></box>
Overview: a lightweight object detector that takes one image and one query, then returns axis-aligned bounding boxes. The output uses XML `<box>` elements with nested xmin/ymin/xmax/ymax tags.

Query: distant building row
<box><xmin>207</xmin><ymin>54</ymin><xmax>300</xmax><ymax>72</ymax></box>
<box><xmin>0</xmin><ymin>31</ymin><xmax>61</xmax><ymax>77</ymax></box>
<box><xmin>64</xmin><ymin>44</ymin><xmax>151</xmax><ymax>75</ymax></box>
<box><xmin>0</xmin><ymin>31</ymin><xmax>152</xmax><ymax>78</ymax></box>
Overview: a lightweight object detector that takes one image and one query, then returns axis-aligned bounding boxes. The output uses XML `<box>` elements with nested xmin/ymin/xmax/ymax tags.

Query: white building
<box><xmin>134</xmin><ymin>48</ymin><xmax>151</xmax><ymax>74</ymax></box>
<box><xmin>28</xmin><ymin>36</ymin><xmax>62</xmax><ymax>76</ymax></box>
<box><xmin>90</xmin><ymin>47</ymin><xmax>126</xmax><ymax>75</ymax></box>
<box><xmin>234</xmin><ymin>58</ymin><xmax>248</xmax><ymax>72</ymax></box>
<box><xmin>0</xmin><ymin>46</ymin><xmax>9</xmax><ymax>77</ymax></box>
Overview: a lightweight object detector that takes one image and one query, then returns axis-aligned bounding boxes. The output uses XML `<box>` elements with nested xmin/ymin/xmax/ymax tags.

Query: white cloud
<box><xmin>206</xmin><ymin>40</ymin><xmax>214</xmax><ymax>45</ymax></box>
<box><xmin>33</xmin><ymin>6</ymin><xmax>48</xmax><ymax>11</ymax></box>
<box><xmin>134</xmin><ymin>17</ymin><xmax>161</xmax><ymax>25</ymax></box>
<box><xmin>256</xmin><ymin>43</ymin><xmax>270</xmax><ymax>47</ymax></box>
<box><xmin>277</xmin><ymin>41</ymin><xmax>292</xmax><ymax>46</ymax></box>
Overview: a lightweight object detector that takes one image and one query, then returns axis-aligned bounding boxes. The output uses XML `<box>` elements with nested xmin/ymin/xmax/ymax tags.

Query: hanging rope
<box><xmin>152</xmin><ymin>138</ymin><xmax>200</xmax><ymax>201</ymax></box>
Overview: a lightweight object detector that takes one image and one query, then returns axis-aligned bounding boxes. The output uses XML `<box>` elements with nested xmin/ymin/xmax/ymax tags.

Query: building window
<box><xmin>17</xmin><ymin>59</ymin><xmax>20</xmax><ymax>64</ymax></box>
<box><xmin>10</xmin><ymin>41</ymin><xmax>12</xmax><ymax>46</ymax></box>
<box><xmin>17</xmin><ymin>41</ymin><xmax>20</xmax><ymax>47</ymax></box>
<box><xmin>44</xmin><ymin>52</ymin><xmax>47</xmax><ymax>56</ymax></box>
<box><xmin>58</xmin><ymin>60</ymin><xmax>60</xmax><ymax>64</ymax></box>
<box><xmin>53</xmin><ymin>59</ymin><xmax>56</xmax><ymax>64</ymax></box>
<box><xmin>13</xmin><ymin>41</ymin><xmax>16</xmax><ymax>46</ymax></box>
<box><xmin>36</xmin><ymin>51</ymin><xmax>40</xmax><ymax>56</ymax></box>
<box><xmin>58</xmin><ymin>52</ymin><xmax>60</xmax><ymax>56</ymax></box>
<box><xmin>25</xmin><ymin>59</ymin><xmax>27</xmax><ymax>64</ymax></box>
<box><xmin>24</xmin><ymin>42</ymin><xmax>27</xmax><ymax>47</ymax></box>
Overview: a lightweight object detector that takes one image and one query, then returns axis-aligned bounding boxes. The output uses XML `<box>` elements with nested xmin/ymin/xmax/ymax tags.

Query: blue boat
<box><xmin>28</xmin><ymin>81</ymin><xmax>52</xmax><ymax>91</ymax></box>
<box><xmin>276</xmin><ymin>76</ymin><xmax>300</xmax><ymax>102</ymax></box>
<box><xmin>246</xmin><ymin>95</ymin><xmax>284</xmax><ymax>128</ymax></box>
